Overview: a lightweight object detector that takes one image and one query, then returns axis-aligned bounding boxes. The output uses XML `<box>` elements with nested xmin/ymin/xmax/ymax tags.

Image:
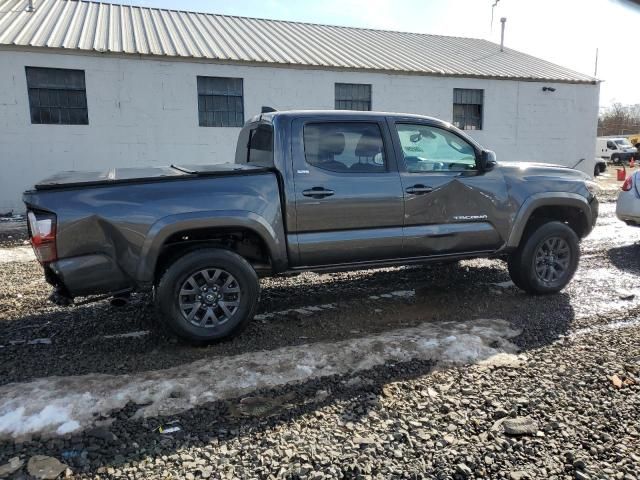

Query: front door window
<box><xmin>396</xmin><ymin>124</ymin><xmax>477</xmax><ymax>173</ymax></box>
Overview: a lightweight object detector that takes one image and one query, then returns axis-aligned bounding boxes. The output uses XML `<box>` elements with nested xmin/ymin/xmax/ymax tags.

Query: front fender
<box><xmin>136</xmin><ymin>209</ymin><xmax>288</xmax><ymax>283</ymax></box>
<box><xmin>506</xmin><ymin>192</ymin><xmax>593</xmax><ymax>248</ymax></box>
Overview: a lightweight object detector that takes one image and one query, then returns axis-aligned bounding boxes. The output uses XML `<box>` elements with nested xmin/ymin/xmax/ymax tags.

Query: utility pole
<box><xmin>594</xmin><ymin>48</ymin><xmax>599</xmax><ymax>78</ymax></box>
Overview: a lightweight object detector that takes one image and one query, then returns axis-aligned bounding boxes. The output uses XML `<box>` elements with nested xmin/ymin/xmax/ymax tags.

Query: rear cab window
<box><xmin>235</xmin><ymin>123</ymin><xmax>274</xmax><ymax>167</ymax></box>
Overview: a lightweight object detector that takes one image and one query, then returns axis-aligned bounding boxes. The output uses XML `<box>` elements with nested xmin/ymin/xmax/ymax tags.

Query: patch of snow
<box><xmin>0</xmin><ymin>405</ymin><xmax>77</xmax><ymax>438</ymax></box>
<box><xmin>56</xmin><ymin>421</ymin><xmax>80</xmax><ymax>435</ymax></box>
<box><xmin>390</xmin><ymin>290</ymin><xmax>415</xmax><ymax>298</ymax></box>
<box><xmin>566</xmin><ymin>318</ymin><xmax>640</xmax><ymax>339</ymax></box>
<box><xmin>0</xmin><ymin>318</ymin><xmax>520</xmax><ymax>440</ymax></box>
<box><xmin>492</xmin><ymin>280</ymin><xmax>515</xmax><ymax>289</ymax></box>
<box><xmin>160</xmin><ymin>426</ymin><xmax>181</xmax><ymax>434</ymax></box>
<box><xmin>0</xmin><ymin>246</ymin><xmax>35</xmax><ymax>264</ymax></box>
<box><xmin>477</xmin><ymin>352</ymin><xmax>527</xmax><ymax>368</ymax></box>
<box><xmin>103</xmin><ymin>331</ymin><xmax>150</xmax><ymax>340</ymax></box>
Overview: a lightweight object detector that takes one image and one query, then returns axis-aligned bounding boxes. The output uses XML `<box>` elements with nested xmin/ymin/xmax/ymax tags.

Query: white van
<box><xmin>596</xmin><ymin>137</ymin><xmax>638</xmax><ymax>164</ymax></box>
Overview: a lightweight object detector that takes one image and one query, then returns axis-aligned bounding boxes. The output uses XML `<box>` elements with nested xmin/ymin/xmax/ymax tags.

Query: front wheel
<box><xmin>155</xmin><ymin>248</ymin><xmax>259</xmax><ymax>344</ymax></box>
<box><xmin>508</xmin><ymin>221</ymin><xmax>580</xmax><ymax>294</ymax></box>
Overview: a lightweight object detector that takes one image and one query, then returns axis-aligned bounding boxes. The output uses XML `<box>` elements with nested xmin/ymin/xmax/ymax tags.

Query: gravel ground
<box><xmin>1</xmin><ymin>196</ymin><xmax>639</xmax><ymax>479</ymax></box>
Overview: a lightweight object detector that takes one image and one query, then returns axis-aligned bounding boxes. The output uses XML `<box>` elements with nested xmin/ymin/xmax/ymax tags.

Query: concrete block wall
<box><xmin>0</xmin><ymin>49</ymin><xmax>599</xmax><ymax>210</ymax></box>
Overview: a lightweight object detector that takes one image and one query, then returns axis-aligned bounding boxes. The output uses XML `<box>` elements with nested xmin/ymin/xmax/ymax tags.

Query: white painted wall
<box><xmin>0</xmin><ymin>49</ymin><xmax>599</xmax><ymax>211</ymax></box>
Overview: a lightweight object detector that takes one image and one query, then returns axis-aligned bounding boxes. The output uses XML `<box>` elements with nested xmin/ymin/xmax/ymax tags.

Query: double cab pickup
<box><xmin>24</xmin><ymin>110</ymin><xmax>599</xmax><ymax>343</ymax></box>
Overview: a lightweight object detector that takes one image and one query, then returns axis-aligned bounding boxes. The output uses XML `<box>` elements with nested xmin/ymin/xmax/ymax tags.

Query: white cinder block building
<box><xmin>0</xmin><ymin>0</ymin><xmax>599</xmax><ymax>211</ymax></box>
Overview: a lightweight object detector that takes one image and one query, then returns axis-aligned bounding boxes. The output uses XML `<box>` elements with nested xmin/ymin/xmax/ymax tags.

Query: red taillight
<box><xmin>27</xmin><ymin>210</ymin><xmax>57</xmax><ymax>264</ymax></box>
<box><xmin>622</xmin><ymin>176</ymin><xmax>633</xmax><ymax>192</ymax></box>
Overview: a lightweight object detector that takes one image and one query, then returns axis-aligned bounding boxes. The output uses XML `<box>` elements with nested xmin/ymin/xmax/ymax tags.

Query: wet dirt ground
<box><xmin>0</xmin><ymin>191</ymin><xmax>639</xmax><ymax>479</ymax></box>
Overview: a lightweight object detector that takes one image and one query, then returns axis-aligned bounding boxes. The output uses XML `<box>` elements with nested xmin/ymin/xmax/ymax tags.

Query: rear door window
<box><xmin>303</xmin><ymin>123</ymin><xmax>387</xmax><ymax>173</ymax></box>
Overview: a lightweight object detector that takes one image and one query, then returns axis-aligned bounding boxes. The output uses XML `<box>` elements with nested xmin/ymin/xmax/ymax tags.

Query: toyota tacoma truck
<box><xmin>23</xmin><ymin>110</ymin><xmax>599</xmax><ymax>343</ymax></box>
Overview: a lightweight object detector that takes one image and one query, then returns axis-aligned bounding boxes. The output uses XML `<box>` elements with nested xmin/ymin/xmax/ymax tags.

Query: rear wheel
<box><xmin>156</xmin><ymin>248</ymin><xmax>259</xmax><ymax>344</ymax></box>
<box><xmin>508</xmin><ymin>221</ymin><xmax>580</xmax><ymax>294</ymax></box>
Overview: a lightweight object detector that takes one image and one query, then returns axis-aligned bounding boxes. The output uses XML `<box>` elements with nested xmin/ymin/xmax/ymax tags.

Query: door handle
<box><xmin>405</xmin><ymin>184</ymin><xmax>433</xmax><ymax>195</ymax></box>
<box><xmin>302</xmin><ymin>187</ymin><xmax>335</xmax><ymax>199</ymax></box>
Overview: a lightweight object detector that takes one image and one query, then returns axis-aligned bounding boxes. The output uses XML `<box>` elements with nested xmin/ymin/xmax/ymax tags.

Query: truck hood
<box><xmin>497</xmin><ymin>161</ymin><xmax>590</xmax><ymax>181</ymax></box>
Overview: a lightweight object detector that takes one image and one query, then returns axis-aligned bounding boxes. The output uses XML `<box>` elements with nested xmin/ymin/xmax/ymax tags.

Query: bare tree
<box><xmin>598</xmin><ymin>103</ymin><xmax>640</xmax><ymax>136</ymax></box>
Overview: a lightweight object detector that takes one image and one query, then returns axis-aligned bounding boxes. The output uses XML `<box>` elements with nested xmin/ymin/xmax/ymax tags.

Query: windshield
<box><xmin>614</xmin><ymin>139</ymin><xmax>632</xmax><ymax>147</ymax></box>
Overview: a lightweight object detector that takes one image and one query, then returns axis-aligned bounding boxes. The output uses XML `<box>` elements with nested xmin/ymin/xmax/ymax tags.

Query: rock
<box><xmin>510</xmin><ymin>472</ymin><xmax>530</xmax><ymax>480</ymax></box>
<box><xmin>618</xmin><ymin>290</ymin><xmax>635</xmax><ymax>300</ymax></box>
<box><xmin>353</xmin><ymin>436</ymin><xmax>376</xmax><ymax>445</ymax></box>
<box><xmin>0</xmin><ymin>457</ymin><xmax>24</xmax><ymax>477</ymax></box>
<box><xmin>610</xmin><ymin>374</ymin><xmax>624</xmax><ymax>389</ymax></box>
<box><xmin>86</xmin><ymin>426</ymin><xmax>118</xmax><ymax>443</ymax></box>
<box><xmin>27</xmin><ymin>456</ymin><xmax>67</xmax><ymax>480</ymax></box>
<box><xmin>575</xmin><ymin>471</ymin><xmax>591</xmax><ymax>480</ymax></box>
<box><xmin>502</xmin><ymin>417</ymin><xmax>539</xmax><ymax>436</ymax></box>
<box><xmin>493</xmin><ymin>408</ymin><xmax>509</xmax><ymax>419</ymax></box>
<box><xmin>456</xmin><ymin>463</ymin><xmax>473</xmax><ymax>478</ymax></box>
<box><xmin>573</xmin><ymin>459</ymin><xmax>587</xmax><ymax>470</ymax></box>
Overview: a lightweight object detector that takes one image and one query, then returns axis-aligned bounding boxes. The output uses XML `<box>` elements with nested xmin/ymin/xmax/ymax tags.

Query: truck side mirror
<box><xmin>480</xmin><ymin>150</ymin><xmax>497</xmax><ymax>170</ymax></box>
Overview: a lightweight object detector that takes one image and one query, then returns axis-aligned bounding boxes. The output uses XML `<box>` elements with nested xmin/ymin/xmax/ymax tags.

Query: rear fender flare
<box><xmin>136</xmin><ymin>210</ymin><xmax>287</xmax><ymax>283</ymax></box>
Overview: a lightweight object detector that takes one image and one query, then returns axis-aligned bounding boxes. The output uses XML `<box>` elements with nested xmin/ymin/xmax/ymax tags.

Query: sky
<box><xmin>126</xmin><ymin>0</ymin><xmax>640</xmax><ymax>110</ymax></box>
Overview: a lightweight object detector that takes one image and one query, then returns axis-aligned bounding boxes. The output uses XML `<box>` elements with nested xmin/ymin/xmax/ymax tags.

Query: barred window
<box><xmin>453</xmin><ymin>88</ymin><xmax>483</xmax><ymax>130</ymax></box>
<box><xmin>26</xmin><ymin>67</ymin><xmax>88</xmax><ymax>125</ymax></box>
<box><xmin>197</xmin><ymin>76</ymin><xmax>244</xmax><ymax>127</ymax></box>
<box><xmin>335</xmin><ymin>83</ymin><xmax>372</xmax><ymax>111</ymax></box>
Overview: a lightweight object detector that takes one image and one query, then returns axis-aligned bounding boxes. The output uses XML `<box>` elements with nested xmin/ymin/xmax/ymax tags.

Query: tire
<box><xmin>155</xmin><ymin>248</ymin><xmax>259</xmax><ymax>344</ymax></box>
<box><xmin>599</xmin><ymin>162</ymin><xmax>606</xmax><ymax>173</ymax></box>
<box><xmin>593</xmin><ymin>165</ymin><xmax>599</xmax><ymax>177</ymax></box>
<box><xmin>507</xmin><ymin>221</ymin><xmax>580</xmax><ymax>294</ymax></box>
<box><xmin>612</xmin><ymin>154</ymin><xmax>620</xmax><ymax>165</ymax></box>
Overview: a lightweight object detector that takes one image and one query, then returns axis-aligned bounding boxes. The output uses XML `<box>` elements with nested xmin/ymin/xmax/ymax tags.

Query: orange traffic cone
<box><xmin>630</xmin><ymin>157</ymin><xmax>636</xmax><ymax>168</ymax></box>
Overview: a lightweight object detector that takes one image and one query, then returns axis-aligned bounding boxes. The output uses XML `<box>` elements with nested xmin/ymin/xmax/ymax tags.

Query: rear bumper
<box><xmin>46</xmin><ymin>254</ymin><xmax>132</xmax><ymax>298</ymax></box>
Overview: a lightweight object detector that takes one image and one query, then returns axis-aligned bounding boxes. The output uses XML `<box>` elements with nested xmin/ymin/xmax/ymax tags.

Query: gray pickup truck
<box><xmin>23</xmin><ymin>110</ymin><xmax>599</xmax><ymax>343</ymax></box>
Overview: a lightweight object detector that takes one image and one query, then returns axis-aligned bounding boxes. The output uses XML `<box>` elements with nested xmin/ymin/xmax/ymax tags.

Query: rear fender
<box><xmin>136</xmin><ymin>210</ymin><xmax>287</xmax><ymax>284</ymax></box>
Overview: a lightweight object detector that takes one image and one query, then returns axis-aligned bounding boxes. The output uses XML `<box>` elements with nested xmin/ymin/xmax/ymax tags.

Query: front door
<box><xmin>291</xmin><ymin>119</ymin><xmax>404</xmax><ymax>266</ymax></box>
<box><xmin>389</xmin><ymin>120</ymin><xmax>509</xmax><ymax>257</ymax></box>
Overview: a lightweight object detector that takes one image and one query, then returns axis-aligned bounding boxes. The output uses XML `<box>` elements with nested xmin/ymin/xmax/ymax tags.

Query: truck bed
<box><xmin>33</xmin><ymin>163</ymin><xmax>270</xmax><ymax>190</ymax></box>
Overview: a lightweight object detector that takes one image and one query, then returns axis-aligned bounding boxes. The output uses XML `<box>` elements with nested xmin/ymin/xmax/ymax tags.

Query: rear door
<box><xmin>389</xmin><ymin>119</ymin><xmax>508</xmax><ymax>257</ymax></box>
<box><xmin>290</xmin><ymin>117</ymin><xmax>404</xmax><ymax>266</ymax></box>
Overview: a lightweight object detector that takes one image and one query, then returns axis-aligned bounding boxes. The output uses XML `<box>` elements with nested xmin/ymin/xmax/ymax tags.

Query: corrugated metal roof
<box><xmin>0</xmin><ymin>0</ymin><xmax>597</xmax><ymax>83</ymax></box>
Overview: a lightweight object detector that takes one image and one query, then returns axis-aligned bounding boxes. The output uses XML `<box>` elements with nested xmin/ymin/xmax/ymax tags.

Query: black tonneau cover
<box><xmin>34</xmin><ymin>163</ymin><xmax>270</xmax><ymax>190</ymax></box>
